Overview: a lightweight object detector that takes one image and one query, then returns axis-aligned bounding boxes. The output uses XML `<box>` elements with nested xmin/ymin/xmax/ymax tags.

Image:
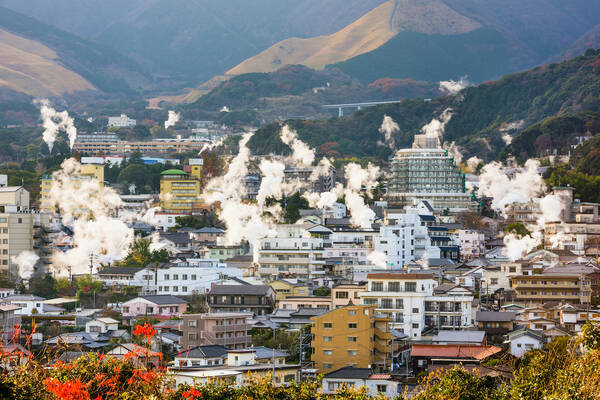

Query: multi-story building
<box><xmin>385</xmin><ymin>145</ymin><xmax>477</xmax><ymax>211</ymax></box>
<box><xmin>40</xmin><ymin>161</ymin><xmax>105</xmax><ymax>213</ymax></box>
<box><xmin>72</xmin><ymin>138</ymin><xmax>207</xmax><ymax>154</ymax></box>
<box><xmin>331</xmin><ymin>282</ymin><xmax>366</xmax><ymax>308</ymax></box>
<box><xmin>513</xmin><ymin>272</ymin><xmax>593</xmax><ymax>305</ymax></box>
<box><xmin>458</xmin><ymin>229</ymin><xmax>486</xmax><ymax>260</ymax></box>
<box><xmin>159</xmin><ymin>160</ymin><xmax>203</xmax><ymax>213</ymax></box>
<box><xmin>360</xmin><ymin>273</ymin><xmax>473</xmax><ymax>338</ymax></box>
<box><xmin>0</xmin><ymin>175</ymin><xmax>6</xmax><ymax>187</ymax></box>
<box><xmin>121</xmin><ymin>295</ymin><xmax>188</xmax><ymax>318</ymax></box>
<box><xmin>207</xmin><ymin>284</ymin><xmax>275</xmax><ymax>316</ymax></box>
<box><xmin>0</xmin><ymin>186</ymin><xmax>29</xmax><ymax>209</ymax></box>
<box><xmin>257</xmin><ymin>224</ymin><xmax>330</xmax><ymax>279</ymax></box>
<box><xmin>107</xmin><ymin>114</ymin><xmax>136</xmax><ymax>128</ymax></box>
<box><xmin>284</xmin><ymin>165</ymin><xmax>336</xmax><ymax>193</ymax></box>
<box><xmin>75</xmin><ymin>132</ymin><xmax>119</xmax><ymax>143</ymax></box>
<box><xmin>179</xmin><ymin>312</ymin><xmax>252</xmax><ymax>350</ymax></box>
<box><xmin>311</xmin><ymin>305</ymin><xmax>396</xmax><ymax>373</ymax></box>
<box><xmin>0</xmin><ymin>206</ymin><xmax>34</xmax><ymax>278</ymax></box>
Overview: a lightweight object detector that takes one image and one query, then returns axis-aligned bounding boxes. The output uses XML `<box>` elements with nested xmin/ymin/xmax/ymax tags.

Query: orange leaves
<box><xmin>182</xmin><ymin>387</ymin><xmax>202</xmax><ymax>399</ymax></box>
<box><xmin>44</xmin><ymin>377</ymin><xmax>91</xmax><ymax>400</ymax></box>
<box><xmin>133</xmin><ymin>322</ymin><xmax>157</xmax><ymax>340</ymax></box>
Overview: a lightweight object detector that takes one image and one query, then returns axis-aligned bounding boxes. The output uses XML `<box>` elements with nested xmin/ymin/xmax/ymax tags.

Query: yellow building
<box><xmin>311</xmin><ymin>305</ymin><xmax>395</xmax><ymax>373</ymax></box>
<box><xmin>269</xmin><ymin>279</ymin><xmax>310</xmax><ymax>302</ymax></box>
<box><xmin>40</xmin><ymin>162</ymin><xmax>105</xmax><ymax>212</ymax></box>
<box><xmin>159</xmin><ymin>159</ymin><xmax>203</xmax><ymax>213</ymax></box>
<box><xmin>513</xmin><ymin>274</ymin><xmax>592</xmax><ymax>305</ymax></box>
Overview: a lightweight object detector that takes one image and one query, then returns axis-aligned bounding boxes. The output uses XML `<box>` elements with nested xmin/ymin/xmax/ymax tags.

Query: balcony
<box><xmin>212</xmin><ymin>324</ymin><xmax>251</xmax><ymax>333</ymax></box>
<box><xmin>201</xmin><ymin>331</ymin><xmax>252</xmax><ymax>346</ymax></box>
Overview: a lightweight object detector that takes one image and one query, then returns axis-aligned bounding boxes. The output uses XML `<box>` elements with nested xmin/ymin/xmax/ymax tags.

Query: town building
<box><xmin>269</xmin><ymin>279</ymin><xmax>310</xmax><ymax>302</ymax></box>
<box><xmin>458</xmin><ymin>229</ymin><xmax>486</xmax><ymax>260</ymax></box>
<box><xmin>331</xmin><ymin>282</ymin><xmax>366</xmax><ymax>308</ymax></box>
<box><xmin>174</xmin><ymin>345</ymin><xmax>228</xmax><ymax>367</ymax></box>
<box><xmin>360</xmin><ymin>273</ymin><xmax>473</xmax><ymax>338</ymax></box>
<box><xmin>159</xmin><ymin>160</ymin><xmax>203</xmax><ymax>213</ymax></box>
<box><xmin>278</xmin><ymin>296</ymin><xmax>332</xmax><ymax>310</ymax></box>
<box><xmin>475</xmin><ymin>311</ymin><xmax>517</xmax><ymax>336</ymax></box>
<box><xmin>506</xmin><ymin>328</ymin><xmax>545</xmax><ymax>357</ymax></box>
<box><xmin>311</xmin><ymin>305</ymin><xmax>396</xmax><ymax>373</ymax></box>
<box><xmin>512</xmin><ymin>266</ymin><xmax>594</xmax><ymax>305</ymax></box>
<box><xmin>85</xmin><ymin>317</ymin><xmax>119</xmax><ymax>334</ymax></box>
<box><xmin>0</xmin><ymin>206</ymin><xmax>34</xmax><ymax>278</ymax></box>
<box><xmin>72</xmin><ymin>138</ymin><xmax>207</xmax><ymax>154</ymax></box>
<box><xmin>207</xmin><ymin>284</ymin><xmax>275</xmax><ymax>316</ymax></box>
<box><xmin>385</xmin><ymin>145</ymin><xmax>477</xmax><ymax>212</ymax></box>
<box><xmin>321</xmin><ymin>366</ymin><xmax>402</xmax><ymax>397</ymax></box>
<box><xmin>179</xmin><ymin>313</ymin><xmax>252</xmax><ymax>350</ymax></box>
<box><xmin>107</xmin><ymin>114</ymin><xmax>136</xmax><ymax>128</ymax></box>
<box><xmin>121</xmin><ymin>295</ymin><xmax>188</xmax><ymax>319</ymax></box>
<box><xmin>75</xmin><ymin>132</ymin><xmax>119</xmax><ymax>143</ymax></box>
<box><xmin>283</xmin><ymin>165</ymin><xmax>336</xmax><ymax>193</ymax></box>
<box><xmin>257</xmin><ymin>224</ymin><xmax>330</xmax><ymax>279</ymax></box>
<box><xmin>410</xmin><ymin>343</ymin><xmax>502</xmax><ymax>372</ymax></box>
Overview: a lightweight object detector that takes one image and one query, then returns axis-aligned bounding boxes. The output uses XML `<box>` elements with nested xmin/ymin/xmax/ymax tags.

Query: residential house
<box><xmin>0</xmin><ymin>304</ymin><xmax>21</xmax><ymax>341</ymax></box>
<box><xmin>311</xmin><ymin>305</ymin><xmax>396</xmax><ymax>373</ymax></box>
<box><xmin>321</xmin><ymin>366</ymin><xmax>402</xmax><ymax>397</ymax></box>
<box><xmin>269</xmin><ymin>279</ymin><xmax>310</xmax><ymax>302</ymax></box>
<box><xmin>85</xmin><ymin>317</ymin><xmax>119</xmax><ymax>334</ymax></box>
<box><xmin>179</xmin><ymin>313</ymin><xmax>252</xmax><ymax>350</ymax></box>
<box><xmin>331</xmin><ymin>282</ymin><xmax>366</xmax><ymax>308</ymax></box>
<box><xmin>207</xmin><ymin>285</ymin><xmax>275</xmax><ymax>316</ymax></box>
<box><xmin>174</xmin><ymin>345</ymin><xmax>229</xmax><ymax>367</ymax></box>
<box><xmin>506</xmin><ymin>328</ymin><xmax>544</xmax><ymax>357</ymax></box>
<box><xmin>431</xmin><ymin>330</ymin><xmax>487</xmax><ymax>346</ymax></box>
<box><xmin>410</xmin><ymin>344</ymin><xmax>502</xmax><ymax>372</ymax></box>
<box><xmin>121</xmin><ymin>295</ymin><xmax>187</xmax><ymax>319</ymax></box>
<box><xmin>278</xmin><ymin>296</ymin><xmax>332</xmax><ymax>310</ymax></box>
<box><xmin>475</xmin><ymin>311</ymin><xmax>517</xmax><ymax>336</ymax></box>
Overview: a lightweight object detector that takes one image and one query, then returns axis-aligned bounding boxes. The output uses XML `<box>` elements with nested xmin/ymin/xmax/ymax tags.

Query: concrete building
<box><xmin>321</xmin><ymin>367</ymin><xmax>402</xmax><ymax>397</ymax></box>
<box><xmin>311</xmin><ymin>305</ymin><xmax>396</xmax><ymax>373</ymax></box>
<box><xmin>72</xmin><ymin>138</ymin><xmax>207</xmax><ymax>154</ymax></box>
<box><xmin>108</xmin><ymin>114</ymin><xmax>136</xmax><ymax>128</ymax></box>
<box><xmin>284</xmin><ymin>165</ymin><xmax>336</xmax><ymax>193</ymax></box>
<box><xmin>360</xmin><ymin>273</ymin><xmax>473</xmax><ymax>338</ymax></box>
<box><xmin>513</xmin><ymin>272</ymin><xmax>593</xmax><ymax>305</ymax></box>
<box><xmin>159</xmin><ymin>161</ymin><xmax>203</xmax><ymax>213</ymax></box>
<box><xmin>0</xmin><ymin>187</ymin><xmax>30</xmax><ymax>209</ymax></box>
<box><xmin>458</xmin><ymin>229</ymin><xmax>486</xmax><ymax>260</ymax></box>
<box><xmin>76</xmin><ymin>132</ymin><xmax>119</xmax><ymax>143</ymax></box>
<box><xmin>269</xmin><ymin>279</ymin><xmax>310</xmax><ymax>302</ymax></box>
<box><xmin>0</xmin><ymin>207</ymin><xmax>34</xmax><ymax>278</ymax></box>
<box><xmin>257</xmin><ymin>224</ymin><xmax>330</xmax><ymax>279</ymax></box>
<box><xmin>385</xmin><ymin>146</ymin><xmax>477</xmax><ymax>211</ymax></box>
<box><xmin>207</xmin><ymin>285</ymin><xmax>275</xmax><ymax>316</ymax></box>
<box><xmin>331</xmin><ymin>282</ymin><xmax>366</xmax><ymax>308</ymax></box>
<box><xmin>85</xmin><ymin>317</ymin><xmax>119</xmax><ymax>334</ymax></box>
<box><xmin>0</xmin><ymin>175</ymin><xmax>6</xmax><ymax>187</ymax></box>
<box><xmin>179</xmin><ymin>313</ymin><xmax>252</xmax><ymax>350</ymax></box>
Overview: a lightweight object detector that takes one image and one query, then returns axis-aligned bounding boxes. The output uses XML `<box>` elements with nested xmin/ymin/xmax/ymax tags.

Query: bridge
<box><xmin>323</xmin><ymin>99</ymin><xmax>405</xmax><ymax>117</ymax></box>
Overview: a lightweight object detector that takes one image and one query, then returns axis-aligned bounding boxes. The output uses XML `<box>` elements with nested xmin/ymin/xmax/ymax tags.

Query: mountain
<box><xmin>247</xmin><ymin>49</ymin><xmax>600</xmax><ymax>160</ymax></box>
<box><xmin>0</xmin><ymin>6</ymin><xmax>150</xmax><ymax>95</ymax></box>
<box><xmin>227</xmin><ymin>0</ymin><xmax>480</xmax><ymax>75</ymax></box>
<box><xmin>0</xmin><ymin>0</ymin><xmax>387</xmax><ymax>86</ymax></box>
<box><xmin>0</xmin><ymin>28</ymin><xmax>95</xmax><ymax>97</ymax></box>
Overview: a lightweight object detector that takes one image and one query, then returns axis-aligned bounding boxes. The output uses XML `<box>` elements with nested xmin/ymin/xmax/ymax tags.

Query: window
<box><xmin>348</xmin><ymin>310</ymin><xmax>357</xmax><ymax>315</ymax></box>
<box><xmin>372</xmin><ymin>282</ymin><xmax>383</xmax><ymax>291</ymax></box>
<box><xmin>324</xmin><ymin>364</ymin><xmax>332</xmax><ymax>370</ymax></box>
<box><xmin>348</xmin><ymin>350</ymin><xmax>357</xmax><ymax>356</ymax></box>
<box><xmin>412</xmin><ymin>308</ymin><xmax>419</xmax><ymax>313</ymax></box>
<box><xmin>412</xmin><ymin>323</ymin><xmax>419</xmax><ymax>329</ymax></box>
<box><xmin>491</xmin><ymin>278</ymin><xmax>499</xmax><ymax>285</ymax></box>
<box><xmin>388</xmin><ymin>282</ymin><xmax>400</xmax><ymax>292</ymax></box>
<box><xmin>323</xmin><ymin>350</ymin><xmax>332</xmax><ymax>355</ymax></box>
<box><xmin>173</xmin><ymin>286</ymin><xmax>178</xmax><ymax>292</ymax></box>
<box><xmin>188</xmin><ymin>320</ymin><xmax>197</xmax><ymax>327</ymax></box>
<box><xmin>377</xmin><ymin>385</ymin><xmax>387</xmax><ymax>393</ymax></box>
<box><xmin>182</xmin><ymin>286</ymin><xmax>188</xmax><ymax>292</ymax></box>
<box><xmin>182</xmin><ymin>274</ymin><xmax>188</xmax><ymax>280</ymax></box>
<box><xmin>173</xmin><ymin>274</ymin><xmax>179</xmax><ymax>280</ymax></box>
<box><xmin>395</xmin><ymin>299</ymin><xmax>403</xmax><ymax>309</ymax></box>
<box><xmin>336</xmin><ymin>291</ymin><xmax>348</xmax><ymax>299</ymax></box>
<box><xmin>191</xmin><ymin>275</ymin><xmax>197</xmax><ymax>280</ymax></box>
<box><xmin>324</xmin><ymin>336</ymin><xmax>332</xmax><ymax>342</ymax></box>
<box><xmin>405</xmin><ymin>282</ymin><xmax>417</xmax><ymax>292</ymax></box>
<box><xmin>364</xmin><ymin>298</ymin><xmax>377</xmax><ymax>305</ymax></box>
<box><xmin>188</xmin><ymin>333</ymin><xmax>198</xmax><ymax>340</ymax></box>
<box><xmin>381</xmin><ymin>299</ymin><xmax>393</xmax><ymax>309</ymax></box>
<box><xmin>324</xmin><ymin>322</ymin><xmax>333</xmax><ymax>329</ymax></box>
<box><xmin>348</xmin><ymin>323</ymin><xmax>357</xmax><ymax>329</ymax></box>
<box><xmin>348</xmin><ymin>336</ymin><xmax>357</xmax><ymax>342</ymax></box>
<box><xmin>164</xmin><ymin>274</ymin><xmax>170</xmax><ymax>280</ymax></box>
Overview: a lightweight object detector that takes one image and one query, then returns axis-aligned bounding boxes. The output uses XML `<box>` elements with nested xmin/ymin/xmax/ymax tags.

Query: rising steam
<box><xmin>164</xmin><ymin>110</ymin><xmax>181</xmax><ymax>129</ymax></box>
<box><xmin>12</xmin><ymin>250</ymin><xmax>39</xmax><ymax>281</ymax></box>
<box><xmin>378</xmin><ymin>115</ymin><xmax>399</xmax><ymax>150</ymax></box>
<box><xmin>439</xmin><ymin>77</ymin><xmax>469</xmax><ymax>95</ymax></box>
<box><xmin>35</xmin><ymin>99</ymin><xmax>77</xmax><ymax>153</ymax></box>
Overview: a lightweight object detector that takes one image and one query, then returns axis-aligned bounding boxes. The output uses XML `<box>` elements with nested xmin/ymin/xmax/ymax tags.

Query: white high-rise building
<box><xmin>108</xmin><ymin>114</ymin><xmax>137</xmax><ymax>128</ymax></box>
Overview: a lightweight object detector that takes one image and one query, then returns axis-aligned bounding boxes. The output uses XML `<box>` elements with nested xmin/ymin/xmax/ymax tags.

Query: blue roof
<box><xmin>419</xmin><ymin>215</ymin><xmax>436</xmax><ymax>221</ymax></box>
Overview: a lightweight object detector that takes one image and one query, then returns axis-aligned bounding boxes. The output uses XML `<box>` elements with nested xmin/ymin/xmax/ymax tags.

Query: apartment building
<box><xmin>284</xmin><ymin>165</ymin><xmax>336</xmax><ymax>194</ymax></box>
<box><xmin>179</xmin><ymin>313</ymin><xmax>252</xmax><ymax>350</ymax></box>
<box><xmin>331</xmin><ymin>282</ymin><xmax>366</xmax><ymax>308</ymax></box>
<box><xmin>269</xmin><ymin>279</ymin><xmax>310</xmax><ymax>302</ymax></box>
<box><xmin>257</xmin><ymin>224</ymin><xmax>330</xmax><ymax>279</ymax></box>
<box><xmin>457</xmin><ymin>229</ymin><xmax>486</xmax><ymax>260</ymax></box>
<box><xmin>360</xmin><ymin>273</ymin><xmax>473</xmax><ymax>338</ymax></box>
<box><xmin>207</xmin><ymin>284</ymin><xmax>275</xmax><ymax>316</ymax></box>
<box><xmin>159</xmin><ymin>160</ymin><xmax>203</xmax><ymax>213</ymax></box>
<box><xmin>311</xmin><ymin>305</ymin><xmax>396</xmax><ymax>373</ymax></box>
<box><xmin>0</xmin><ymin>187</ymin><xmax>29</xmax><ymax>209</ymax></box>
<box><xmin>72</xmin><ymin>139</ymin><xmax>206</xmax><ymax>154</ymax></box>
<box><xmin>0</xmin><ymin>207</ymin><xmax>34</xmax><ymax>278</ymax></box>
<box><xmin>513</xmin><ymin>273</ymin><xmax>593</xmax><ymax>305</ymax></box>
<box><xmin>107</xmin><ymin>114</ymin><xmax>136</xmax><ymax>128</ymax></box>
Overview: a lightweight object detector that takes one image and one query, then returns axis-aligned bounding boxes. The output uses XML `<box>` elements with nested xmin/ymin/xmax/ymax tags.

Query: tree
<box><xmin>118</xmin><ymin>238</ymin><xmax>170</xmax><ymax>269</ymax></box>
<box><xmin>151</xmin><ymin>126</ymin><xmax>171</xmax><ymax>138</ymax></box>
<box><xmin>505</xmin><ymin>222</ymin><xmax>531</xmax><ymax>237</ymax></box>
<box><xmin>313</xmin><ymin>286</ymin><xmax>331</xmax><ymax>296</ymax></box>
<box><xmin>28</xmin><ymin>274</ymin><xmax>57</xmax><ymax>298</ymax></box>
<box><xmin>283</xmin><ymin>193</ymin><xmax>309</xmax><ymax>224</ymax></box>
<box><xmin>117</xmin><ymin>164</ymin><xmax>150</xmax><ymax>189</ymax></box>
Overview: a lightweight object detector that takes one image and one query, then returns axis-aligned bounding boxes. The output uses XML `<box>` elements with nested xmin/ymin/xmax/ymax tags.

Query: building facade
<box><xmin>179</xmin><ymin>313</ymin><xmax>252</xmax><ymax>350</ymax></box>
<box><xmin>159</xmin><ymin>161</ymin><xmax>203</xmax><ymax>213</ymax></box>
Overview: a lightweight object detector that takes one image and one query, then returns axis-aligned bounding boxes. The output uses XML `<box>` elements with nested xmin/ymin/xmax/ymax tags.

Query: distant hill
<box><xmin>0</xmin><ymin>6</ymin><xmax>150</xmax><ymax>95</ymax></box>
<box><xmin>184</xmin><ymin>65</ymin><xmax>442</xmax><ymax>125</ymax></box>
<box><xmin>248</xmin><ymin>49</ymin><xmax>600</xmax><ymax>160</ymax></box>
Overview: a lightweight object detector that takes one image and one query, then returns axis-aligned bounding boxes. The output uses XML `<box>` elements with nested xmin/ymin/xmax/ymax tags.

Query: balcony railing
<box><xmin>212</xmin><ymin>324</ymin><xmax>251</xmax><ymax>333</ymax></box>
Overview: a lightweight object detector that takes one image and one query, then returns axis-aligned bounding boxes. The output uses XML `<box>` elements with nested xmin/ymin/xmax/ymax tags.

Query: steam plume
<box><xmin>12</xmin><ymin>250</ymin><xmax>39</xmax><ymax>280</ymax></box>
<box><xmin>35</xmin><ymin>99</ymin><xmax>77</xmax><ymax>152</ymax></box>
<box><xmin>439</xmin><ymin>77</ymin><xmax>469</xmax><ymax>95</ymax></box>
<box><xmin>378</xmin><ymin>115</ymin><xmax>399</xmax><ymax>150</ymax></box>
<box><xmin>164</xmin><ymin>110</ymin><xmax>181</xmax><ymax>129</ymax></box>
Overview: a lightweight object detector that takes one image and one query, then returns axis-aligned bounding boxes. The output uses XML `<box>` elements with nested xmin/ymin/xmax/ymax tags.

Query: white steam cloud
<box><xmin>414</xmin><ymin>108</ymin><xmax>453</xmax><ymax>149</ymax></box>
<box><xmin>12</xmin><ymin>250</ymin><xmax>39</xmax><ymax>281</ymax></box>
<box><xmin>367</xmin><ymin>251</ymin><xmax>388</xmax><ymax>268</ymax></box>
<box><xmin>343</xmin><ymin>162</ymin><xmax>380</xmax><ymax>229</ymax></box>
<box><xmin>439</xmin><ymin>77</ymin><xmax>469</xmax><ymax>95</ymax></box>
<box><xmin>164</xmin><ymin>110</ymin><xmax>181</xmax><ymax>129</ymax></box>
<box><xmin>35</xmin><ymin>99</ymin><xmax>77</xmax><ymax>153</ymax></box>
<box><xmin>378</xmin><ymin>115</ymin><xmax>399</xmax><ymax>150</ymax></box>
<box><xmin>502</xmin><ymin>133</ymin><xmax>513</xmax><ymax>146</ymax></box>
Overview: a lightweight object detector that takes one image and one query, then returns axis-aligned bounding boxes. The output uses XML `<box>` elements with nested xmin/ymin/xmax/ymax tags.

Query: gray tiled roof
<box><xmin>476</xmin><ymin>311</ymin><xmax>517</xmax><ymax>322</ymax></box>
<box><xmin>139</xmin><ymin>295</ymin><xmax>187</xmax><ymax>305</ymax></box>
<box><xmin>209</xmin><ymin>285</ymin><xmax>271</xmax><ymax>296</ymax></box>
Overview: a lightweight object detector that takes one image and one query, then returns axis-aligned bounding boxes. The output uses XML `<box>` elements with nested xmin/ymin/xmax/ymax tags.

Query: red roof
<box><xmin>410</xmin><ymin>344</ymin><xmax>502</xmax><ymax>360</ymax></box>
<box><xmin>369</xmin><ymin>374</ymin><xmax>391</xmax><ymax>380</ymax></box>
